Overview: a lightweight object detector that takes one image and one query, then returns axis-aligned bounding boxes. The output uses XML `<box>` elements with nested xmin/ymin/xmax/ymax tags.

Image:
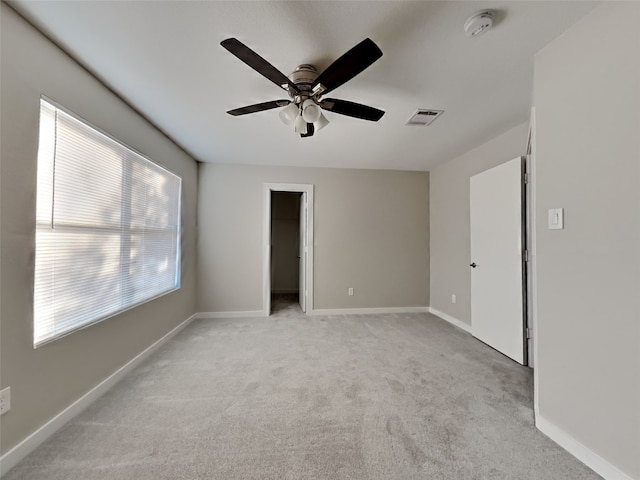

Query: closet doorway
<box><xmin>262</xmin><ymin>184</ymin><xmax>314</xmax><ymax>316</ymax></box>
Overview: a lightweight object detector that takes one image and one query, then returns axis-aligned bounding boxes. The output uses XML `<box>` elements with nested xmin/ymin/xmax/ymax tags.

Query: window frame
<box><xmin>33</xmin><ymin>96</ymin><xmax>182</xmax><ymax>348</ymax></box>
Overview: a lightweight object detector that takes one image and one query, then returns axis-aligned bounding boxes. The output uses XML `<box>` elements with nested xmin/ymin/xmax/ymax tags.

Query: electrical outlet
<box><xmin>348</xmin><ymin>288</ymin><xmax>354</xmax><ymax>296</ymax></box>
<box><xmin>0</xmin><ymin>387</ymin><xmax>11</xmax><ymax>415</ymax></box>
<box><xmin>451</xmin><ymin>294</ymin><xmax>456</xmax><ymax>304</ymax></box>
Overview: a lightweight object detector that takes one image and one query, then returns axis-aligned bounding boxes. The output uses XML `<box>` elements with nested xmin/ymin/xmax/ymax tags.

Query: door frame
<box><xmin>525</xmin><ymin>109</ymin><xmax>536</xmax><ymax>369</ymax></box>
<box><xmin>528</xmin><ymin>107</ymin><xmax>540</xmax><ymax>419</ymax></box>
<box><xmin>263</xmin><ymin>183</ymin><xmax>314</xmax><ymax>316</ymax></box>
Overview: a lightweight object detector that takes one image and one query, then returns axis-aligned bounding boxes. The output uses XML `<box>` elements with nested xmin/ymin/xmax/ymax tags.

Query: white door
<box><xmin>298</xmin><ymin>193</ymin><xmax>307</xmax><ymax>313</ymax></box>
<box><xmin>470</xmin><ymin>157</ymin><xmax>524</xmax><ymax>364</ymax></box>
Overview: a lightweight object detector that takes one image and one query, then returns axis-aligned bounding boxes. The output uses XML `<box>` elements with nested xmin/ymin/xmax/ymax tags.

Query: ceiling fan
<box><xmin>221</xmin><ymin>37</ymin><xmax>385</xmax><ymax>137</ymax></box>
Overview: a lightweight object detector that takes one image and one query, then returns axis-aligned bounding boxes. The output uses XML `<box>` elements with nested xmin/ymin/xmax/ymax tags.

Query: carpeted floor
<box><xmin>4</xmin><ymin>301</ymin><xmax>601</xmax><ymax>479</ymax></box>
<box><xmin>271</xmin><ymin>293</ymin><xmax>303</xmax><ymax>317</ymax></box>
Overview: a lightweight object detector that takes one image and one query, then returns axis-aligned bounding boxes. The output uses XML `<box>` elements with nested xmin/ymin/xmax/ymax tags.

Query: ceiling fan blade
<box><xmin>320</xmin><ymin>98</ymin><xmax>385</xmax><ymax>121</ymax></box>
<box><xmin>311</xmin><ymin>38</ymin><xmax>382</xmax><ymax>95</ymax></box>
<box><xmin>221</xmin><ymin>38</ymin><xmax>299</xmax><ymax>94</ymax></box>
<box><xmin>227</xmin><ymin>100</ymin><xmax>290</xmax><ymax>116</ymax></box>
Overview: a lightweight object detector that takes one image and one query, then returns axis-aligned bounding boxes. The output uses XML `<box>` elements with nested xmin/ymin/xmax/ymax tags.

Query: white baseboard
<box><xmin>0</xmin><ymin>314</ymin><xmax>196</xmax><ymax>478</ymax></box>
<box><xmin>198</xmin><ymin>308</ymin><xmax>429</xmax><ymax>318</ymax></box>
<box><xmin>536</xmin><ymin>415</ymin><xmax>635</xmax><ymax>480</ymax></box>
<box><xmin>308</xmin><ymin>306</ymin><xmax>428</xmax><ymax>316</ymax></box>
<box><xmin>427</xmin><ymin>307</ymin><xmax>472</xmax><ymax>333</ymax></box>
<box><xmin>196</xmin><ymin>311</ymin><xmax>265</xmax><ymax>319</ymax></box>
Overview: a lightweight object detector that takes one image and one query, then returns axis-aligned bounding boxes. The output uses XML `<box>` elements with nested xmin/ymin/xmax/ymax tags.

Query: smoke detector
<box><xmin>464</xmin><ymin>10</ymin><xmax>495</xmax><ymax>37</ymax></box>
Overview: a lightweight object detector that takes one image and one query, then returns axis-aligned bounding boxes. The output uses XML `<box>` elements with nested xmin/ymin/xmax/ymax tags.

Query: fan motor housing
<box><xmin>288</xmin><ymin>64</ymin><xmax>318</xmax><ymax>99</ymax></box>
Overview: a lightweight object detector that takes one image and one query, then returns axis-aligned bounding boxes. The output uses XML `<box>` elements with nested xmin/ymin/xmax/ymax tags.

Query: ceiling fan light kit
<box><xmin>314</xmin><ymin>113</ymin><xmax>330</xmax><ymax>131</ymax></box>
<box><xmin>221</xmin><ymin>37</ymin><xmax>385</xmax><ymax>137</ymax></box>
<box><xmin>294</xmin><ymin>114</ymin><xmax>308</xmax><ymax>135</ymax></box>
<box><xmin>301</xmin><ymin>99</ymin><xmax>322</xmax><ymax>123</ymax></box>
<box><xmin>278</xmin><ymin>102</ymin><xmax>299</xmax><ymax>126</ymax></box>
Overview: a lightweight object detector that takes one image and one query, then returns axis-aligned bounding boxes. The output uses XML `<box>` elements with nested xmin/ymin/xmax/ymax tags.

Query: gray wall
<box><xmin>198</xmin><ymin>164</ymin><xmax>429</xmax><ymax>312</ymax></box>
<box><xmin>429</xmin><ymin>123</ymin><xmax>529</xmax><ymax>325</ymax></box>
<box><xmin>0</xmin><ymin>5</ymin><xmax>198</xmax><ymax>455</ymax></box>
<box><xmin>533</xmin><ymin>2</ymin><xmax>640</xmax><ymax>478</ymax></box>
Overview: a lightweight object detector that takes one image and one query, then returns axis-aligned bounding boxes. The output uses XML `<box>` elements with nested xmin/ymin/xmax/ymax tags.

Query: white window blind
<box><xmin>34</xmin><ymin>99</ymin><xmax>181</xmax><ymax>347</ymax></box>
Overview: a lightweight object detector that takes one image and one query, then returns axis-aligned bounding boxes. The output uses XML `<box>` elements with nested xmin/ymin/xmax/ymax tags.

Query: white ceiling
<box><xmin>8</xmin><ymin>1</ymin><xmax>597</xmax><ymax>171</ymax></box>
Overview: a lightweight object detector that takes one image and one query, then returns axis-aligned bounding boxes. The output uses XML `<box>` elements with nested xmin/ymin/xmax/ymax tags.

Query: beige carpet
<box><xmin>4</xmin><ymin>304</ymin><xmax>600</xmax><ymax>479</ymax></box>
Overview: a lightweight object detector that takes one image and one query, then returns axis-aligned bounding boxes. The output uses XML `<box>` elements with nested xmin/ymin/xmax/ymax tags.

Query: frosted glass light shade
<box><xmin>301</xmin><ymin>99</ymin><xmax>321</xmax><ymax>123</ymax></box>
<box><xmin>294</xmin><ymin>114</ymin><xmax>307</xmax><ymax>134</ymax></box>
<box><xmin>314</xmin><ymin>112</ymin><xmax>329</xmax><ymax>131</ymax></box>
<box><xmin>279</xmin><ymin>103</ymin><xmax>298</xmax><ymax>126</ymax></box>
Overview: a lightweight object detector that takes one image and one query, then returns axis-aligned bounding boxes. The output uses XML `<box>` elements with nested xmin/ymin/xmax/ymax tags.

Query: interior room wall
<box><xmin>197</xmin><ymin>164</ymin><xmax>429</xmax><ymax>313</ymax></box>
<box><xmin>0</xmin><ymin>5</ymin><xmax>198</xmax><ymax>456</ymax></box>
<box><xmin>271</xmin><ymin>192</ymin><xmax>301</xmax><ymax>294</ymax></box>
<box><xmin>429</xmin><ymin>123</ymin><xmax>529</xmax><ymax>326</ymax></box>
<box><xmin>533</xmin><ymin>3</ymin><xmax>640</xmax><ymax>478</ymax></box>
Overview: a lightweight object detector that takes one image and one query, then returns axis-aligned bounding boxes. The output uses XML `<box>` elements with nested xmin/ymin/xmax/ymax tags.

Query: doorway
<box><xmin>270</xmin><ymin>191</ymin><xmax>303</xmax><ymax>314</ymax></box>
<box><xmin>263</xmin><ymin>183</ymin><xmax>314</xmax><ymax>316</ymax></box>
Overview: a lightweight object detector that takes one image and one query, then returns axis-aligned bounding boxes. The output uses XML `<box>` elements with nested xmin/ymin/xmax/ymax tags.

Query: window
<box><xmin>33</xmin><ymin>98</ymin><xmax>181</xmax><ymax>347</ymax></box>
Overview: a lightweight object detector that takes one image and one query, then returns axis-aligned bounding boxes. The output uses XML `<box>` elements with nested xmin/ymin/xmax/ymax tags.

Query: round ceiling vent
<box><xmin>464</xmin><ymin>10</ymin><xmax>495</xmax><ymax>37</ymax></box>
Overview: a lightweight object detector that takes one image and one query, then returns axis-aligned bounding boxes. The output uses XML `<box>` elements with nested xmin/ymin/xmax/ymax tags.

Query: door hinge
<box><xmin>523</xmin><ymin>173</ymin><xmax>529</xmax><ymax>184</ymax></box>
<box><xmin>526</xmin><ymin>327</ymin><xmax>533</xmax><ymax>339</ymax></box>
<box><xmin>522</xmin><ymin>249</ymin><xmax>529</xmax><ymax>262</ymax></box>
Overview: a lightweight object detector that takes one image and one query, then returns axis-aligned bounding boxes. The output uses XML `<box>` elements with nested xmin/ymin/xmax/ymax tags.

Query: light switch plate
<box><xmin>548</xmin><ymin>208</ymin><xmax>564</xmax><ymax>230</ymax></box>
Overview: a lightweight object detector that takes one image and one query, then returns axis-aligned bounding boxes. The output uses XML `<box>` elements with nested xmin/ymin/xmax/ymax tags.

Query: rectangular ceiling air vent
<box><xmin>406</xmin><ymin>109</ymin><xmax>444</xmax><ymax>126</ymax></box>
